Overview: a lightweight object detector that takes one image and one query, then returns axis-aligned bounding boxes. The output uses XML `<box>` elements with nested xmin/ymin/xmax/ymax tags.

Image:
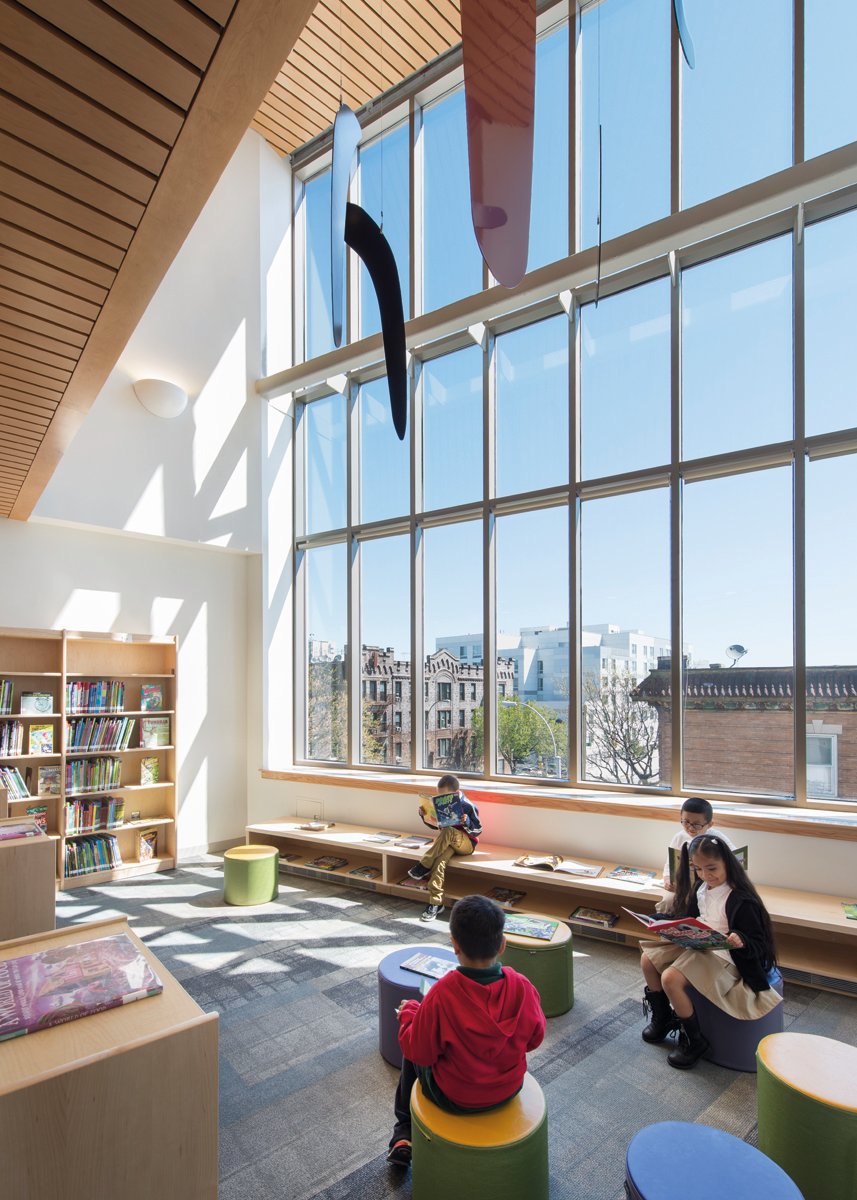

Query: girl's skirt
<box><xmin>642</xmin><ymin>942</ymin><xmax>782</xmax><ymax>1020</ymax></box>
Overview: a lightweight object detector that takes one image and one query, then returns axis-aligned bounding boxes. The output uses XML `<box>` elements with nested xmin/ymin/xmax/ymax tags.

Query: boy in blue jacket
<box><xmin>407</xmin><ymin>773</ymin><xmax>482</xmax><ymax>922</ymax></box>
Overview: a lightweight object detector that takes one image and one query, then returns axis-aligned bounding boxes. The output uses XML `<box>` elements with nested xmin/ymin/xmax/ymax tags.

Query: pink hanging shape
<box><xmin>461</xmin><ymin>0</ymin><xmax>536</xmax><ymax>289</ymax></box>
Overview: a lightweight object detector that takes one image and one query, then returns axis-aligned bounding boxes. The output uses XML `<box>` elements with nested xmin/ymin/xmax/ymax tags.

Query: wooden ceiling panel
<box><xmin>0</xmin><ymin>170</ymin><xmax>135</xmax><ymax>253</ymax></box>
<box><xmin>99</xmin><ymin>0</ymin><xmax>222</xmax><ymax>71</ymax></box>
<box><xmin>0</xmin><ymin>285</ymin><xmax>95</xmax><ymax>335</ymax></box>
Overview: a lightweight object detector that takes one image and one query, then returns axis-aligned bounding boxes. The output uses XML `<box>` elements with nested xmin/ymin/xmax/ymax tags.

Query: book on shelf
<box><xmin>668</xmin><ymin>844</ymin><xmax>749</xmax><ymax>881</ymax></box>
<box><xmin>64</xmin><ymin>834</ymin><xmax>122</xmax><ymax>877</ymax></box>
<box><xmin>66</xmin><ymin>715</ymin><xmax>136</xmax><ymax>751</ymax></box>
<box><xmin>64</xmin><ymin>796</ymin><xmax>125</xmax><ymax>835</ymax></box>
<box><xmin>65</xmin><ymin>757</ymin><xmax>121</xmax><ymax>794</ymax></box>
<box><xmin>297</xmin><ymin>821</ymin><xmax>335</xmax><ymax>831</ymax></box>
<box><xmin>399</xmin><ymin>951</ymin><xmax>457</xmax><ymax>980</ymax></box>
<box><xmin>140</xmin><ymin>756</ymin><xmax>160</xmax><ymax>786</ymax></box>
<box><xmin>569</xmin><ymin>905</ymin><xmax>618</xmax><ymax>928</ymax></box>
<box><xmin>398</xmin><ymin>874</ymin><xmax>429</xmax><ymax>891</ymax></box>
<box><xmin>841</xmin><ymin>902</ymin><xmax>857</xmax><ymax>920</ymax></box>
<box><xmin>0</xmin><ymin>679</ymin><xmax>13</xmax><ymax>714</ymax></box>
<box><xmin>622</xmin><ymin>909</ymin><xmax>732</xmax><ymax>950</ymax></box>
<box><xmin>0</xmin><ymin>932</ymin><xmax>163</xmax><ymax>1042</ymax></box>
<box><xmin>38</xmin><ymin>764</ymin><xmax>61</xmax><ymax>796</ymax></box>
<box><xmin>348</xmin><ymin>864</ymin><xmax>382</xmax><ymax>880</ymax></box>
<box><xmin>140</xmin><ymin>683</ymin><xmax>163</xmax><ymax>711</ymax></box>
<box><xmin>304</xmin><ymin>854</ymin><xmax>348</xmax><ymax>871</ymax></box>
<box><xmin>0</xmin><ymin>765</ymin><xmax>29</xmax><ymax>799</ymax></box>
<box><xmin>363</xmin><ymin>831</ymin><xmax>400</xmax><ymax>843</ymax></box>
<box><xmin>20</xmin><ymin>691</ymin><xmax>52</xmax><ymax>715</ymax></box>
<box><xmin>278</xmin><ymin>853</ymin><xmax>302</xmax><ymax>869</ymax></box>
<box><xmin>395</xmin><ymin>834</ymin><xmax>433</xmax><ymax>849</ymax></box>
<box><xmin>513</xmin><ymin>853</ymin><xmax>603</xmax><ymax>877</ymax></box>
<box><xmin>137</xmin><ymin>828</ymin><xmax>158</xmax><ymax>862</ymax></box>
<box><xmin>503</xmin><ymin>914</ymin><xmax>559</xmax><ymax>941</ymax></box>
<box><xmin>25</xmin><ymin>804</ymin><xmax>48</xmax><ymax>833</ymax></box>
<box><xmin>27</xmin><ymin>723</ymin><xmax>54</xmax><ymax>755</ymax></box>
<box><xmin>0</xmin><ymin>819</ymin><xmax>43</xmax><ymax>841</ymax></box>
<box><xmin>0</xmin><ymin>719</ymin><xmax>24</xmax><ymax>756</ymax></box>
<box><xmin>140</xmin><ymin>716</ymin><xmax>170</xmax><ymax>748</ymax></box>
<box><xmin>66</xmin><ymin>680</ymin><xmax>125</xmax><ymax>714</ymax></box>
<box><xmin>419</xmin><ymin>792</ymin><xmax>468</xmax><ymax>829</ymax></box>
<box><xmin>605</xmin><ymin>866</ymin><xmax>658</xmax><ymax>886</ymax></box>
<box><xmin>485</xmin><ymin>886</ymin><xmax>527</xmax><ymax>907</ymax></box>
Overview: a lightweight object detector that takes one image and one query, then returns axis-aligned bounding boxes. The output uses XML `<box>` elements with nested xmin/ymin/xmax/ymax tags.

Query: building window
<box><xmin>368</xmin><ymin>681</ymin><xmax>377</xmax><ymax>701</ymax></box>
<box><xmin>438</xmin><ymin>709</ymin><xmax>451</xmax><ymax>729</ymax></box>
<box><xmin>470</xmin><ymin>684</ymin><xmax>477</xmax><ymax>702</ymax></box>
<box><xmin>459</xmin><ymin>682</ymin><xmax>465</xmax><ymax>701</ymax></box>
<box><xmin>460</xmin><ymin>645</ymin><xmax>467</xmax><ymax>658</ymax></box>
<box><xmin>437</xmin><ymin>738</ymin><xmax>451</xmax><ymax>758</ymax></box>
<box><xmin>459</xmin><ymin>709</ymin><xmax>466</xmax><ymax>727</ymax></box>
<box><xmin>394</xmin><ymin>711</ymin><xmax>402</xmax><ymax>731</ymax></box>
<box><xmin>807</xmin><ymin>733</ymin><xmax>837</xmax><ymax>798</ymax></box>
<box><xmin>395</xmin><ymin>680</ymin><xmax>402</xmax><ymax>699</ymax></box>
<box><xmin>438</xmin><ymin>682</ymin><xmax>452</xmax><ymax>701</ymax></box>
<box><xmin>379</xmin><ymin>681</ymin><xmax>387</xmax><ymax>700</ymax></box>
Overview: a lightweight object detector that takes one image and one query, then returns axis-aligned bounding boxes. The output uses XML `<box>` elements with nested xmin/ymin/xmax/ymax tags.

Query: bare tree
<box><xmin>583</xmin><ymin>669</ymin><xmax>659</xmax><ymax>785</ymax></box>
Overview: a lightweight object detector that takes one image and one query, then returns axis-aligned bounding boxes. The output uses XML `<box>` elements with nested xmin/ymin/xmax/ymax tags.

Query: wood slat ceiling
<box><xmin>252</xmin><ymin>0</ymin><xmax>463</xmax><ymax>156</ymax></box>
<box><xmin>0</xmin><ymin>0</ymin><xmax>318</xmax><ymax>519</ymax></box>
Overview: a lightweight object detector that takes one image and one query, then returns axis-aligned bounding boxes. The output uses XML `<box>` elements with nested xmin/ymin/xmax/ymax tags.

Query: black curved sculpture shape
<box><xmin>344</xmin><ymin>201</ymin><xmax>407</xmax><ymax>441</ymax></box>
<box><xmin>673</xmin><ymin>0</ymin><xmax>695</xmax><ymax>69</ymax></box>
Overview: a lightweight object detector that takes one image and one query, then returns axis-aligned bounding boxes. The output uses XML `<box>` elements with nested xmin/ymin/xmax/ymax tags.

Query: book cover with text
<box><xmin>28</xmin><ymin>724</ymin><xmax>54</xmax><ymax>755</ymax></box>
<box><xmin>140</xmin><ymin>684</ymin><xmax>163</xmax><ymax>711</ymax></box>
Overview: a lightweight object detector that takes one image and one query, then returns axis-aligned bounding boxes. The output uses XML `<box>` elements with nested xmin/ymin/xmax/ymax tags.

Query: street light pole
<box><xmin>501</xmin><ymin>699</ymin><xmax>563</xmax><ymax>776</ymax></box>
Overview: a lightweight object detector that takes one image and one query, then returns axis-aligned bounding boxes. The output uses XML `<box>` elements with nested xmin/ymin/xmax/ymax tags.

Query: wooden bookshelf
<box><xmin>0</xmin><ymin>916</ymin><xmax>218</xmax><ymax>1199</ymax></box>
<box><xmin>0</xmin><ymin>628</ymin><xmax>178</xmax><ymax>891</ymax></box>
<box><xmin>247</xmin><ymin>818</ymin><xmax>857</xmax><ymax>997</ymax></box>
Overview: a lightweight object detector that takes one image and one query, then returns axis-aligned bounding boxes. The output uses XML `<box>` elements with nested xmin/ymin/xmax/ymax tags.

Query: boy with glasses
<box><xmin>662</xmin><ymin>797</ymin><xmax>735</xmax><ymax>894</ymax></box>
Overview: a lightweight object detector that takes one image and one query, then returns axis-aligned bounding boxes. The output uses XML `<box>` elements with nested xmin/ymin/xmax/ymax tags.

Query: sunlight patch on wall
<box><xmin>151</xmin><ymin>595</ymin><xmax>184</xmax><ymax>634</ymax></box>
<box><xmin>124</xmin><ymin>463</ymin><xmax>166</xmax><ymax>537</ymax></box>
<box><xmin>209</xmin><ymin>449</ymin><xmax>248</xmax><ymax>520</ymax></box>
<box><xmin>193</xmin><ymin>321</ymin><xmax>247</xmax><ymax>496</ymax></box>
<box><xmin>56</xmin><ymin>588</ymin><xmax>121</xmax><ymax>630</ymax></box>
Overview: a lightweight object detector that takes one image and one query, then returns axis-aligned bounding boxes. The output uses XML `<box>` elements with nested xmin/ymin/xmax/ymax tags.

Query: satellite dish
<box><xmin>725</xmin><ymin>644</ymin><xmax>748</xmax><ymax>666</ymax></box>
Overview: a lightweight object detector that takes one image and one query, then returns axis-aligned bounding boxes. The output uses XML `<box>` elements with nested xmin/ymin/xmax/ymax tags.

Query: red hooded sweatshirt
<box><xmin>397</xmin><ymin>966</ymin><xmax>545</xmax><ymax>1108</ymax></box>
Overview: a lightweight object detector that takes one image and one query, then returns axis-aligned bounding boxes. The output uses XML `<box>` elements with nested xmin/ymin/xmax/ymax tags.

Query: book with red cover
<box><xmin>0</xmin><ymin>932</ymin><xmax>163</xmax><ymax>1042</ymax></box>
<box><xmin>622</xmin><ymin>909</ymin><xmax>732</xmax><ymax>950</ymax></box>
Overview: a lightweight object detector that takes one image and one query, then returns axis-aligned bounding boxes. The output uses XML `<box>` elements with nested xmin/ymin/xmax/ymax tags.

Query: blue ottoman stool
<box><xmin>378</xmin><ymin>944</ymin><xmax>457</xmax><ymax>1067</ymax></box>
<box><xmin>688</xmin><ymin>968</ymin><xmax>784</xmax><ymax>1071</ymax></box>
<box><xmin>625</xmin><ymin>1121</ymin><xmax>804</xmax><ymax>1199</ymax></box>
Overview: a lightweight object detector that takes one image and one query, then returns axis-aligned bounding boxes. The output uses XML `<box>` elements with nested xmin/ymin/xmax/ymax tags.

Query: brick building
<box><xmin>633</xmin><ymin>663</ymin><xmax>857</xmax><ymax>799</ymax></box>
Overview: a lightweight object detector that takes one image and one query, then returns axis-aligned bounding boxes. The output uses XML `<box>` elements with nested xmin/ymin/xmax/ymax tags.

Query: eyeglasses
<box><xmin>681</xmin><ymin>819</ymin><xmax>709</xmax><ymax>832</ymax></box>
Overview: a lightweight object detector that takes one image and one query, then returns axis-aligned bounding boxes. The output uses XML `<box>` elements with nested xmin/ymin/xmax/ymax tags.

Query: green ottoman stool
<box><xmin>501</xmin><ymin>915</ymin><xmax>573</xmax><ymax>1016</ymax></box>
<box><xmin>223</xmin><ymin>844</ymin><xmax>278</xmax><ymax>905</ymax></box>
<box><xmin>410</xmin><ymin>1072</ymin><xmax>548</xmax><ymax>1200</ymax></box>
<box><xmin>757</xmin><ymin>1031</ymin><xmax>857</xmax><ymax>1200</ymax></box>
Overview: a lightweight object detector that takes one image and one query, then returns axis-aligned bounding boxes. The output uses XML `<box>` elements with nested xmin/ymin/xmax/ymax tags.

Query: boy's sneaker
<box><xmin>420</xmin><ymin>904</ymin><xmax>442</xmax><ymax>922</ymax></box>
<box><xmin>386</xmin><ymin>1140</ymin><xmax>412</xmax><ymax>1167</ymax></box>
<box><xmin>407</xmin><ymin>863</ymin><xmax>430</xmax><ymax>880</ymax></box>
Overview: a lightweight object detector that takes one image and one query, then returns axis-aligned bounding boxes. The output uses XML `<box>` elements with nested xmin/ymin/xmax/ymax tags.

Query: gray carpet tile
<box><xmin>55</xmin><ymin>860</ymin><xmax>857</xmax><ymax>1200</ymax></box>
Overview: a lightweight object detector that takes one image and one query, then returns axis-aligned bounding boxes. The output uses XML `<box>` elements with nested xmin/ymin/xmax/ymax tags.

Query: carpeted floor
<box><xmin>56</xmin><ymin>860</ymin><xmax>857</xmax><ymax>1200</ymax></box>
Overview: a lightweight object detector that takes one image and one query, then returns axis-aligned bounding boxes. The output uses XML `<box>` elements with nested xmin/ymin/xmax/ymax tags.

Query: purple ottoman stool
<box><xmin>378</xmin><ymin>944</ymin><xmax>457</xmax><ymax>1067</ymax></box>
<box><xmin>688</xmin><ymin>967</ymin><xmax>785</xmax><ymax>1072</ymax></box>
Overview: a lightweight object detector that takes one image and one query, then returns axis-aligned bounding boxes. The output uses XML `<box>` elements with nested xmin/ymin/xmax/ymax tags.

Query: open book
<box><xmin>513</xmin><ymin>853</ymin><xmax>602</xmax><ymax>878</ymax></box>
<box><xmin>503</xmin><ymin>914</ymin><xmax>559</xmax><ymax>941</ymax></box>
<box><xmin>399</xmin><ymin>952</ymin><xmax>457</xmax><ymax>980</ymax></box>
<box><xmin>623</xmin><ymin>909</ymin><xmax>732</xmax><ymax>950</ymax></box>
<box><xmin>419</xmin><ymin>793</ymin><xmax>468</xmax><ymax>828</ymax></box>
<box><xmin>668</xmin><ymin>844</ymin><xmax>749</xmax><ymax>880</ymax></box>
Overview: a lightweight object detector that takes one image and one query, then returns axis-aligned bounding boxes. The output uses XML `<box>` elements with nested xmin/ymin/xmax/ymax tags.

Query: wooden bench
<box><xmin>245</xmin><ymin>818</ymin><xmax>857</xmax><ymax>997</ymax></box>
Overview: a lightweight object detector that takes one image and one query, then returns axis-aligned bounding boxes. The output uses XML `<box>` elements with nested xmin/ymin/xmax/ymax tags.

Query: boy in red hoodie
<box><xmin>386</xmin><ymin>894</ymin><xmax>546</xmax><ymax>1167</ymax></box>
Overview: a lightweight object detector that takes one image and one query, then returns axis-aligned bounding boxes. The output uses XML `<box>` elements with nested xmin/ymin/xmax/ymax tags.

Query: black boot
<box><xmin>667</xmin><ymin>1012</ymin><xmax>710</xmax><ymax>1069</ymax></box>
<box><xmin>641</xmin><ymin>987</ymin><xmax>676</xmax><ymax>1043</ymax></box>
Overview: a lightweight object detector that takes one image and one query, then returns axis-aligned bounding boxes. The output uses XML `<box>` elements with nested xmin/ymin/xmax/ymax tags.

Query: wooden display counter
<box><xmin>247</xmin><ymin>818</ymin><xmax>857</xmax><ymax>996</ymax></box>
<box><xmin>0</xmin><ymin>916</ymin><xmax>219</xmax><ymax>1200</ymax></box>
<box><xmin>0</xmin><ymin>817</ymin><xmax>56</xmax><ymax>941</ymax></box>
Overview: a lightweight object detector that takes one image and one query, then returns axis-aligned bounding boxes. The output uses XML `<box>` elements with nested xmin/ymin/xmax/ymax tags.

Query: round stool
<box><xmin>410</xmin><ymin>1072</ymin><xmax>548</xmax><ymax>1200</ymax></box>
<box><xmin>377</xmin><ymin>944</ymin><xmax>457</xmax><ymax>1067</ymax></box>
<box><xmin>223</xmin><ymin>844</ymin><xmax>278</xmax><ymax>905</ymax></box>
<box><xmin>501</xmin><ymin>917</ymin><xmax>573</xmax><ymax>1016</ymax></box>
<box><xmin>625</xmin><ymin>1121</ymin><xmax>803</xmax><ymax>1199</ymax></box>
<box><xmin>688</xmin><ymin>967</ymin><xmax>784</xmax><ymax>1071</ymax></box>
<box><xmin>757</xmin><ymin>1031</ymin><xmax>857</xmax><ymax>1200</ymax></box>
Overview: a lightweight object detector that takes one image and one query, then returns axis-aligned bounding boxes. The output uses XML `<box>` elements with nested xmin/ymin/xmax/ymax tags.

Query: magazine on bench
<box><xmin>622</xmin><ymin>909</ymin><xmax>732</xmax><ymax>950</ymax></box>
<box><xmin>512</xmin><ymin>853</ymin><xmax>603</xmax><ymax>877</ymax></box>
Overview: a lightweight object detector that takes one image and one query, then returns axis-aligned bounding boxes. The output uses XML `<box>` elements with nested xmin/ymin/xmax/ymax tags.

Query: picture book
<box><xmin>25</xmin><ymin>804</ymin><xmax>48</xmax><ymax>833</ymax></box>
<box><xmin>398</xmin><ymin>874</ymin><xmax>428</xmax><ymax>891</ymax></box>
<box><xmin>419</xmin><ymin>792</ymin><xmax>468</xmax><ymax>829</ymax></box>
<box><xmin>0</xmin><ymin>932</ymin><xmax>163</xmax><ymax>1042</ymax></box>
<box><xmin>668</xmin><ymin>844</ymin><xmax>749</xmax><ymax>880</ymax></box>
<box><xmin>0</xmin><ymin>820</ymin><xmax>42</xmax><ymax>841</ymax></box>
<box><xmin>37</xmin><ymin>765</ymin><xmax>61</xmax><ymax>796</ymax></box>
<box><xmin>503</xmin><ymin>914</ymin><xmax>559</xmax><ymax>941</ymax></box>
<box><xmin>569</xmin><ymin>906</ymin><xmax>618</xmax><ymax>928</ymax></box>
<box><xmin>298</xmin><ymin>821</ymin><xmax>335</xmax><ymax>831</ymax></box>
<box><xmin>399</xmin><ymin>951</ymin><xmax>457</xmax><ymax>980</ymax></box>
<box><xmin>395</xmin><ymin>834</ymin><xmax>433</xmax><ymax>849</ymax></box>
<box><xmin>606</xmin><ymin>866</ymin><xmax>658</xmax><ymax>886</ymax></box>
<box><xmin>140</xmin><ymin>756</ymin><xmax>160</xmax><ymax>786</ymax></box>
<box><xmin>513</xmin><ymin>854</ymin><xmax>603</xmax><ymax>878</ymax></box>
<box><xmin>304</xmin><ymin>855</ymin><xmax>348</xmax><ymax>871</ymax></box>
<box><xmin>485</xmin><ymin>887</ymin><xmax>527</xmax><ymax>907</ymax></box>
<box><xmin>140</xmin><ymin>716</ymin><xmax>170</xmax><ymax>748</ymax></box>
<box><xmin>20</xmin><ymin>692</ymin><xmax>52</xmax><ymax>715</ymax></box>
<box><xmin>842</xmin><ymin>902</ymin><xmax>857</xmax><ymax>921</ymax></box>
<box><xmin>140</xmin><ymin>684</ymin><xmax>163</xmax><ymax>711</ymax></box>
<box><xmin>348</xmin><ymin>865</ymin><xmax>381</xmax><ymax>880</ymax></box>
<box><xmin>622</xmin><ymin>909</ymin><xmax>732</xmax><ymax>950</ymax></box>
<box><xmin>136</xmin><ymin>828</ymin><xmax>158</xmax><ymax>862</ymax></box>
<box><xmin>363</xmin><ymin>831</ymin><xmax>400</xmax><ymax>843</ymax></box>
<box><xmin>27</xmin><ymin>724</ymin><xmax>54</xmax><ymax>755</ymax></box>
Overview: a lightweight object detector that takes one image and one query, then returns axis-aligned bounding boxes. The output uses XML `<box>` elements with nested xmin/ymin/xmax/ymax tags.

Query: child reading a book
<box><xmin>661</xmin><ymin>797</ymin><xmax>736</xmax><ymax>893</ymax></box>
<box><xmin>640</xmin><ymin>834</ymin><xmax>781</xmax><ymax>1069</ymax></box>
<box><xmin>386</xmin><ymin>894</ymin><xmax>545</xmax><ymax>1167</ymax></box>
<box><xmin>407</xmin><ymin>774</ymin><xmax>482</xmax><ymax>922</ymax></box>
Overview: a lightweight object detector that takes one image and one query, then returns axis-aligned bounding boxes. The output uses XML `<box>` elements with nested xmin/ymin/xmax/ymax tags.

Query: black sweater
<box><xmin>684</xmin><ymin>889</ymin><xmax>775</xmax><ymax>993</ymax></box>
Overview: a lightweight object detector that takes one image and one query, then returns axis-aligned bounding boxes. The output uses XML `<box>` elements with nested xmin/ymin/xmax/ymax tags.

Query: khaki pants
<box><xmin>420</xmin><ymin>827</ymin><xmax>474</xmax><ymax>905</ymax></box>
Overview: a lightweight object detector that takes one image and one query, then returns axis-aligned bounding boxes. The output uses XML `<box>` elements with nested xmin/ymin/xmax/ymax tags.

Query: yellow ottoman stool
<box><xmin>410</xmin><ymin>1072</ymin><xmax>548</xmax><ymax>1200</ymax></box>
<box><xmin>223</xmin><ymin>844</ymin><xmax>278</xmax><ymax>905</ymax></box>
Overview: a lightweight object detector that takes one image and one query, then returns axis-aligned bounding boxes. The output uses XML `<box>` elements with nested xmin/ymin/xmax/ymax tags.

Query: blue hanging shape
<box><xmin>344</xmin><ymin>202</ymin><xmax>407</xmax><ymax>441</ymax></box>
<box><xmin>331</xmin><ymin>104</ymin><xmax>362</xmax><ymax>347</ymax></box>
<box><xmin>673</xmin><ymin>0</ymin><xmax>695</xmax><ymax>69</ymax></box>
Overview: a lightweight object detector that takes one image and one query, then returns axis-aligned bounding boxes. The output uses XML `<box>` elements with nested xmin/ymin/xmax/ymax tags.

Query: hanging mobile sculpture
<box><xmin>673</xmin><ymin>0</ymin><xmax>696</xmax><ymax>68</ymax></box>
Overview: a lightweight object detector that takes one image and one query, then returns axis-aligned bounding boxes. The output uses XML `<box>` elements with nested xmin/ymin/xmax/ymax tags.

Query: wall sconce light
<box><xmin>133</xmin><ymin>378</ymin><xmax>189</xmax><ymax>419</ymax></box>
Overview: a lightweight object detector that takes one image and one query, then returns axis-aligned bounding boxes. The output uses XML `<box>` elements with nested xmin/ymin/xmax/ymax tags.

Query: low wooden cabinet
<box><xmin>0</xmin><ymin>816</ymin><xmax>56</xmax><ymax>940</ymax></box>
<box><xmin>0</xmin><ymin>917</ymin><xmax>218</xmax><ymax>1200</ymax></box>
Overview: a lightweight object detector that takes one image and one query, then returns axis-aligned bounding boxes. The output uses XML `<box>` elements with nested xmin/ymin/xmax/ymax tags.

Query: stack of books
<box><xmin>66</xmin><ymin>680</ymin><xmax>125</xmax><ymax>714</ymax></box>
<box><xmin>0</xmin><ymin>765</ymin><xmax>29</xmax><ymax>799</ymax></box>
<box><xmin>63</xmin><ymin>834</ymin><xmax>123</xmax><ymax>877</ymax></box>
<box><xmin>64</xmin><ymin>796</ymin><xmax>125</xmax><ymax>835</ymax></box>
<box><xmin>65</xmin><ymin>757</ymin><xmax>122</xmax><ymax>794</ymax></box>
<box><xmin>66</xmin><ymin>716</ymin><xmax>136</xmax><ymax>751</ymax></box>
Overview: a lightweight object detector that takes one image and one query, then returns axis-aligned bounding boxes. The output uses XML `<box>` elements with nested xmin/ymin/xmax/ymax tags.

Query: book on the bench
<box><xmin>395</xmin><ymin>835</ymin><xmax>433</xmax><ymax>849</ymax></box>
<box><xmin>348</xmin><ymin>865</ymin><xmax>381</xmax><ymax>880</ymax></box>
<box><xmin>841</xmin><ymin>902</ymin><xmax>857</xmax><ymax>920</ymax></box>
<box><xmin>668</xmin><ymin>844</ymin><xmax>748</xmax><ymax>881</ymax></box>
<box><xmin>400</xmin><ymin>952</ymin><xmax>457</xmax><ymax>980</ymax></box>
<box><xmin>503</xmin><ymin>914</ymin><xmax>559</xmax><ymax>941</ymax></box>
<box><xmin>398</xmin><ymin>874</ymin><xmax>428</xmax><ymax>890</ymax></box>
<box><xmin>363</xmin><ymin>831</ymin><xmax>400</xmax><ymax>843</ymax></box>
<box><xmin>513</xmin><ymin>853</ymin><xmax>602</xmax><ymax>877</ymax></box>
<box><xmin>297</xmin><ymin>821</ymin><xmax>335</xmax><ymax>831</ymax></box>
<box><xmin>304</xmin><ymin>855</ymin><xmax>348</xmax><ymax>871</ymax></box>
<box><xmin>569</xmin><ymin>906</ymin><xmax>618</xmax><ymax>928</ymax></box>
<box><xmin>485</xmin><ymin>886</ymin><xmax>527</xmax><ymax>907</ymax></box>
<box><xmin>622</xmin><ymin>909</ymin><xmax>732</xmax><ymax>950</ymax></box>
<box><xmin>605</xmin><ymin>866</ymin><xmax>658</xmax><ymax>886</ymax></box>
